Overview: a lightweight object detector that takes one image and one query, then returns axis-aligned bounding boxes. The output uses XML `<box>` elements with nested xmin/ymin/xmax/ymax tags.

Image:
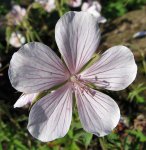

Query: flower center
<box><xmin>70</xmin><ymin>75</ymin><xmax>96</xmax><ymax>96</ymax></box>
<box><xmin>70</xmin><ymin>75</ymin><xmax>77</xmax><ymax>83</ymax></box>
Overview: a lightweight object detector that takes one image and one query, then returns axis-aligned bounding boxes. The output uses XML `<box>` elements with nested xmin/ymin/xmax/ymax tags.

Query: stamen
<box><xmin>70</xmin><ymin>75</ymin><xmax>96</xmax><ymax>96</ymax></box>
<box><xmin>94</xmin><ymin>76</ymin><xmax>110</xmax><ymax>88</ymax></box>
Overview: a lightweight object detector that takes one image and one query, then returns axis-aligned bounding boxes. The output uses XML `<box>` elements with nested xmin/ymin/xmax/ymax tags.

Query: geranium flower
<box><xmin>81</xmin><ymin>1</ymin><xmax>107</xmax><ymax>23</ymax></box>
<box><xmin>9</xmin><ymin>32</ymin><xmax>25</xmax><ymax>48</ymax></box>
<box><xmin>9</xmin><ymin>11</ymin><xmax>137</xmax><ymax>142</ymax></box>
<box><xmin>7</xmin><ymin>5</ymin><xmax>26</xmax><ymax>25</ymax></box>
<box><xmin>35</xmin><ymin>0</ymin><xmax>56</xmax><ymax>12</ymax></box>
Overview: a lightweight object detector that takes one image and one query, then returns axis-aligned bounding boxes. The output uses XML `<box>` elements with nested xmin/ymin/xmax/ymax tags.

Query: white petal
<box><xmin>37</xmin><ymin>0</ymin><xmax>56</xmax><ymax>12</ymax></box>
<box><xmin>27</xmin><ymin>83</ymin><xmax>73</xmax><ymax>142</ymax></box>
<box><xmin>81</xmin><ymin>1</ymin><xmax>106</xmax><ymax>23</ymax></box>
<box><xmin>97</xmin><ymin>16</ymin><xmax>107</xmax><ymax>23</ymax></box>
<box><xmin>87</xmin><ymin>9</ymin><xmax>101</xmax><ymax>18</ymax></box>
<box><xmin>13</xmin><ymin>5</ymin><xmax>22</xmax><ymax>13</ymax></box>
<box><xmin>75</xmin><ymin>88</ymin><xmax>120</xmax><ymax>136</ymax></box>
<box><xmin>82</xmin><ymin>1</ymin><xmax>102</xmax><ymax>12</ymax></box>
<box><xmin>80</xmin><ymin>46</ymin><xmax>137</xmax><ymax>91</ymax></box>
<box><xmin>9</xmin><ymin>42</ymin><xmax>69</xmax><ymax>93</ymax></box>
<box><xmin>92</xmin><ymin>1</ymin><xmax>102</xmax><ymax>12</ymax></box>
<box><xmin>44</xmin><ymin>0</ymin><xmax>56</xmax><ymax>12</ymax></box>
<box><xmin>14</xmin><ymin>93</ymin><xmax>38</xmax><ymax>108</ymax></box>
<box><xmin>55</xmin><ymin>11</ymin><xmax>100</xmax><ymax>74</ymax></box>
<box><xmin>81</xmin><ymin>2</ymin><xmax>89</xmax><ymax>11</ymax></box>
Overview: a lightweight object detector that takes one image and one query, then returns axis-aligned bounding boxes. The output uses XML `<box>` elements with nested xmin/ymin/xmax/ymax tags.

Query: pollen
<box><xmin>70</xmin><ymin>75</ymin><xmax>77</xmax><ymax>82</ymax></box>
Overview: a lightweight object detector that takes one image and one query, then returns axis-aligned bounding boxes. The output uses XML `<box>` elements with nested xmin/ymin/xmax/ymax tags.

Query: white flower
<box><xmin>68</xmin><ymin>0</ymin><xmax>82</xmax><ymax>7</ymax></box>
<box><xmin>35</xmin><ymin>0</ymin><xmax>56</xmax><ymax>12</ymax></box>
<box><xmin>9</xmin><ymin>12</ymin><xmax>137</xmax><ymax>142</ymax></box>
<box><xmin>9</xmin><ymin>32</ymin><xmax>25</xmax><ymax>48</ymax></box>
<box><xmin>7</xmin><ymin>5</ymin><xmax>26</xmax><ymax>25</ymax></box>
<box><xmin>81</xmin><ymin>1</ymin><xmax>107</xmax><ymax>23</ymax></box>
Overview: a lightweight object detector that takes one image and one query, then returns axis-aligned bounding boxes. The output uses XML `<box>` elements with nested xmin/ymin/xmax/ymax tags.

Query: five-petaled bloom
<box><xmin>9</xmin><ymin>11</ymin><xmax>137</xmax><ymax>142</ymax></box>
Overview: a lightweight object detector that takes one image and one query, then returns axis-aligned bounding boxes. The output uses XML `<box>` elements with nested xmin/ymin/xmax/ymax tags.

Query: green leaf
<box><xmin>70</xmin><ymin>142</ymin><xmax>80</xmax><ymax>150</ymax></box>
<box><xmin>32</xmin><ymin>3</ymin><xmax>42</xmax><ymax>9</ymax></box>
<box><xmin>0</xmin><ymin>142</ymin><xmax>2</xmax><ymax>150</ymax></box>
<box><xmin>127</xmin><ymin>130</ymin><xmax>146</xmax><ymax>142</ymax></box>
<box><xmin>99</xmin><ymin>138</ymin><xmax>107</xmax><ymax>150</ymax></box>
<box><xmin>13</xmin><ymin>140</ymin><xmax>28</xmax><ymax>150</ymax></box>
<box><xmin>79</xmin><ymin>53</ymin><xmax>100</xmax><ymax>73</ymax></box>
<box><xmin>6</xmin><ymin>27</ymin><xmax>12</xmax><ymax>42</ymax></box>
<box><xmin>83</xmin><ymin>133</ymin><xmax>93</xmax><ymax>148</ymax></box>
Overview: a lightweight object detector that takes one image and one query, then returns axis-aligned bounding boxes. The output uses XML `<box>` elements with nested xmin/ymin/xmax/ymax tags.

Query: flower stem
<box><xmin>99</xmin><ymin>138</ymin><xmax>107</xmax><ymax>150</ymax></box>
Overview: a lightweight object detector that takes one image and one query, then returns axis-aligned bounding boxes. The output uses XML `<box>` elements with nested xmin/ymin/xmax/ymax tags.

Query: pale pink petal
<box><xmin>14</xmin><ymin>93</ymin><xmax>38</xmax><ymax>108</ymax></box>
<box><xmin>27</xmin><ymin>83</ymin><xmax>73</xmax><ymax>142</ymax></box>
<box><xmin>82</xmin><ymin>1</ymin><xmax>102</xmax><ymax>13</ymax></box>
<box><xmin>97</xmin><ymin>16</ymin><xmax>107</xmax><ymax>23</ymax></box>
<box><xmin>80</xmin><ymin>46</ymin><xmax>137</xmax><ymax>91</ymax></box>
<box><xmin>44</xmin><ymin>0</ymin><xmax>56</xmax><ymax>12</ymax></box>
<box><xmin>55</xmin><ymin>11</ymin><xmax>100</xmax><ymax>74</ymax></box>
<box><xmin>68</xmin><ymin>0</ymin><xmax>82</xmax><ymax>7</ymax></box>
<box><xmin>9</xmin><ymin>42</ymin><xmax>70</xmax><ymax>93</ymax></box>
<box><xmin>75</xmin><ymin>87</ymin><xmax>120</xmax><ymax>136</ymax></box>
<box><xmin>81</xmin><ymin>1</ymin><xmax>106</xmax><ymax>23</ymax></box>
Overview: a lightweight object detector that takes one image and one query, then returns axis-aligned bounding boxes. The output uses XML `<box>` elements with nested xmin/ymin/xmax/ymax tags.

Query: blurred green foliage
<box><xmin>1</xmin><ymin>101</ymin><xmax>146</xmax><ymax>149</ymax></box>
<box><xmin>0</xmin><ymin>5</ymin><xmax>9</xmax><ymax>16</ymax></box>
<box><xmin>128</xmin><ymin>83</ymin><xmax>146</xmax><ymax>103</ymax></box>
<box><xmin>102</xmin><ymin>0</ymin><xmax>146</xmax><ymax>18</ymax></box>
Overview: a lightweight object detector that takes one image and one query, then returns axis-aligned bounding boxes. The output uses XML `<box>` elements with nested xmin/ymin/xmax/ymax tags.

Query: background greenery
<box><xmin>0</xmin><ymin>0</ymin><xmax>146</xmax><ymax>149</ymax></box>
